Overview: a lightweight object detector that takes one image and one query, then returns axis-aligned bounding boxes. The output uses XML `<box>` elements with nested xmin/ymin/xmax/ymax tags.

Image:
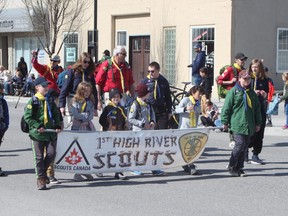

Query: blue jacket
<box><xmin>192</xmin><ymin>51</ymin><xmax>205</xmax><ymax>75</ymax></box>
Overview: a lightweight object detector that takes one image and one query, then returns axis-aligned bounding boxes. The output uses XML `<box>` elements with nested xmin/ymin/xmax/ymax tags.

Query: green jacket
<box><xmin>221</xmin><ymin>83</ymin><xmax>262</xmax><ymax>135</ymax></box>
<box><xmin>24</xmin><ymin>96</ymin><xmax>61</xmax><ymax>141</ymax></box>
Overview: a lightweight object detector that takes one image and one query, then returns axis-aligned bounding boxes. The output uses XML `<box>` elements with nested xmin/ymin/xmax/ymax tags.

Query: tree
<box><xmin>0</xmin><ymin>0</ymin><xmax>8</xmax><ymax>16</ymax></box>
<box><xmin>21</xmin><ymin>0</ymin><xmax>91</xmax><ymax>57</ymax></box>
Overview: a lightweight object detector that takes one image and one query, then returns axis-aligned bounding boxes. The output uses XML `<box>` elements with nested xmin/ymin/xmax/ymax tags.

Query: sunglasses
<box><xmin>148</xmin><ymin>70</ymin><xmax>155</xmax><ymax>73</ymax></box>
<box><xmin>83</xmin><ymin>60</ymin><xmax>90</xmax><ymax>64</ymax></box>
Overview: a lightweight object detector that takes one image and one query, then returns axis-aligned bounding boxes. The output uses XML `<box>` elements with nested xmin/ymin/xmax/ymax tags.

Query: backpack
<box><xmin>215</xmin><ymin>65</ymin><xmax>237</xmax><ymax>99</ymax></box>
<box><xmin>20</xmin><ymin>96</ymin><xmax>39</xmax><ymax>133</ymax></box>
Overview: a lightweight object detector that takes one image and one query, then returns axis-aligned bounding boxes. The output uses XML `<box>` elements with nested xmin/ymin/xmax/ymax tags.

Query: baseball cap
<box><xmin>34</xmin><ymin>77</ymin><xmax>50</xmax><ymax>87</ymax></box>
<box><xmin>194</xmin><ymin>43</ymin><xmax>202</xmax><ymax>49</ymax></box>
<box><xmin>50</xmin><ymin>54</ymin><xmax>60</xmax><ymax>62</ymax></box>
<box><xmin>235</xmin><ymin>52</ymin><xmax>248</xmax><ymax>60</ymax></box>
<box><xmin>239</xmin><ymin>70</ymin><xmax>251</xmax><ymax>79</ymax></box>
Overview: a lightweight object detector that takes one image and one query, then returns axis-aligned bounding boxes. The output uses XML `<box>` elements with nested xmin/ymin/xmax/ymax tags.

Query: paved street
<box><xmin>0</xmin><ymin>96</ymin><xmax>288</xmax><ymax>216</ymax></box>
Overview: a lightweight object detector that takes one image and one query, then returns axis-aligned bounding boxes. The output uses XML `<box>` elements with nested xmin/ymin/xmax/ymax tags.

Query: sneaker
<box><xmin>229</xmin><ymin>140</ymin><xmax>235</xmax><ymax>148</ymax></box>
<box><xmin>37</xmin><ymin>177</ymin><xmax>47</xmax><ymax>190</ymax></box>
<box><xmin>0</xmin><ymin>168</ymin><xmax>6</xmax><ymax>177</ymax></box>
<box><xmin>49</xmin><ymin>176</ymin><xmax>60</xmax><ymax>184</ymax></box>
<box><xmin>74</xmin><ymin>174</ymin><xmax>85</xmax><ymax>181</ymax></box>
<box><xmin>239</xmin><ymin>169</ymin><xmax>247</xmax><ymax>177</ymax></box>
<box><xmin>251</xmin><ymin>155</ymin><xmax>265</xmax><ymax>165</ymax></box>
<box><xmin>266</xmin><ymin>122</ymin><xmax>273</xmax><ymax>127</ymax></box>
<box><xmin>115</xmin><ymin>172</ymin><xmax>128</xmax><ymax>180</ymax></box>
<box><xmin>227</xmin><ymin>166</ymin><xmax>240</xmax><ymax>177</ymax></box>
<box><xmin>152</xmin><ymin>170</ymin><xmax>165</xmax><ymax>176</ymax></box>
<box><xmin>184</xmin><ymin>164</ymin><xmax>197</xmax><ymax>175</ymax></box>
<box><xmin>130</xmin><ymin>171</ymin><xmax>143</xmax><ymax>176</ymax></box>
<box><xmin>95</xmin><ymin>173</ymin><xmax>104</xmax><ymax>177</ymax></box>
<box><xmin>282</xmin><ymin>125</ymin><xmax>288</xmax><ymax>130</ymax></box>
<box><xmin>82</xmin><ymin>174</ymin><xmax>94</xmax><ymax>180</ymax></box>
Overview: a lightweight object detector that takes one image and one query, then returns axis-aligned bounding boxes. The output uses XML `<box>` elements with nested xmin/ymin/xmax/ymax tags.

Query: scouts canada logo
<box><xmin>55</xmin><ymin>138</ymin><xmax>91</xmax><ymax>172</ymax></box>
<box><xmin>178</xmin><ymin>132</ymin><xmax>208</xmax><ymax>163</ymax></box>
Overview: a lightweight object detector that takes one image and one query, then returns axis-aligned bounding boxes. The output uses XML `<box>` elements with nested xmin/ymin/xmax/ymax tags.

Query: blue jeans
<box><xmin>229</xmin><ymin>134</ymin><xmax>250</xmax><ymax>171</ymax></box>
<box><xmin>192</xmin><ymin>74</ymin><xmax>202</xmax><ymax>86</ymax></box>
<box><xmin>284</xmin><ymin>103</ymin><xmax>288</xmax><ymax>125</ymax></box>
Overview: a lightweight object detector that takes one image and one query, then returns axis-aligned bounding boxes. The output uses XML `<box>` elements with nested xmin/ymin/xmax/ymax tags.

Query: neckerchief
<box><xmin>35</xmin><ymin>92</ymin><xmax>53</xmax><ymax>125</ymax></box>
<box><xmin>233</xmin><ymin>63</ymin><xmax>241</xmax><ymax>71</ymax></box>
<box><xmin>147</xmin><ymin>74</ymin><xmax>160</xmax><ymax>99</ymax></box>
<box><xmin>112</xmin><ymin>57</ymin><xmax>125</xmax><ymax>93</ymax></box>
<box><xmin>235</xmin><ymin>83</ymin><xmax>252</xmax><ymax>111</ymax></box>
<box><xmin>136</xmin><ymin>97</ymin><xmax>150</xmax><ymax>121</ymax></box>
<box><xmin>107</xmin><ymin>100</ymin><xmax>127</xmax><ymax>119</ymax></box>
<box><xmin>80</xmin><ymin>99</ymin><xmax>87</xmax><ymax>113</ymax></box>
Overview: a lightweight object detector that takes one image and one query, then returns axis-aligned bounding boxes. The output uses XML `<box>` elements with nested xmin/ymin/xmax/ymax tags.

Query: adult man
<box><xmin>141</xmin><ymin>61</ymin><xmax>172</xmax><ymax>129</ymax></box>
<box><xmin>32</xmin><ymin>52</ymin><xmax>64</xmax><ymax>96</ymax></box>
<box><xmin>217</xmin><ymin>52</ymin><xmax>248</xmax><ymax>90</ymax></box>
<box><xmin>190</xmin><ymin>43</ymin><xmax>206</xmax><ymax>86</ymax></box>
<box><xmin>96</xmin><ymin>46</ymin><xmax>134</xmax><ymax>110</ymax></box>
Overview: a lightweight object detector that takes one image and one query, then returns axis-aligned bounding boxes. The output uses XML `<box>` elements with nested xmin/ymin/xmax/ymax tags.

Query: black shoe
<box><xmin>115</xmin><ymin>172</ymin><xmax>128</xmax><ymax>180</ymax></box>
<box><xmin>239</xmin><ymin>169</ymin><xmax>247</xmax><ymax>177</ymax></box>
<box><xmin>0</xmin><ymin>168</ymin><xmax>7</xmax><ymax>177</ymax></box>
<box><xmin>49</xmin><ymin>176</ymin><xmax>60</xmax><ymax>184</ymax></box>
<box><xmin>228</xmin><ymin>166</ymin><xmax>240</xmax><ymax>177</ymax></box>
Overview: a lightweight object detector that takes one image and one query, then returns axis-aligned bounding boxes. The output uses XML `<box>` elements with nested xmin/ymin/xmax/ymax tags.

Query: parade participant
<box><xmin>279</xmin><ymin>72</ymin><xmax>288</xmax><ymax>129</ymax></box>
<box><xmin>24</xmin><ymin>77</ymin><xmax>62</xmax><ymax>190</ymax></box>
<box><xmin>0</xmin><ymin>83</ymin><xmax>9</xmax><ymax>176</ymax></box>
<box><xmin>217</xmin><ymin>52</ymin><xmax>248</xmax><ymax>91</ymax></box>
<box><xmin>265</xmin><ymin>67</ymin><xmax>275</xmax><ymax>127</ymax></box>
<box><xmin>175</xmin><ymin>85</ymin><xmax>204</xmax><ymax>175</ymax></box>
<box><xmin>17</xmin><ymin>57</ymin><xmax>28</xmax><ymax>80</ymax></box>
<box><xmin>247</xmin><ymin>59</ymin><xmax>269</xmax><ymax>164</ymax></box>
<box><xmin>59</xmin><ymin>52</ymin><xmax>98</xmax><ymax>123</ymax></box>
<box><xmin>99</xmin><ymin>88</ymin><xmax>128</xmax><ymax>180</ymax></box>
<box><xmin>70</xmin><ymin>81</ymin><xmax>95</xmax><ymax>181</ymax></box>
<box><xmin>96</xmin><ymin>46</ymin><xmax>134</xmax><ymax>110</ymax></box>
<box><xmin>221</xmin><ymin>70</ymin><xmax>261</xmax><ymax>177</ymax></box>
<box><xmin>128</xmin><ymin>82</ymin><xmax>164</xmax><ymax>176</ymax></box>
<box><xmin>32</xmin><ymin>51</ymin><xmax>64</xmax><ymax>96</ymax></box>
<box><xmin>141</xmin><ymin>61</ymin><xmax>172</xmax><ymax>129</ymax></box>
<box><xmin>190</xmin><ymin>43</ymin><xmax>206</xmax><ymax>86</ymax></box>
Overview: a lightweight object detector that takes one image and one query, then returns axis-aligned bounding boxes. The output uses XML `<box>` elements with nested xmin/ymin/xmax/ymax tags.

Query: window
<box><xmin>117</xmin><ymin>31</ymin><xmax>127</xmax><ymax>46</ymax></box>
<box><xmin>164</xmin><ymin>27</ymin><xmax>176</xmax><ymax>85</ymax></box>
<box><xmin>277</xmin><ymin>28</ymin><xmax>288</xmax><ymax>72</ymax></box>
<box><xmin>63</xmin><ymin>32</ymin><xmax>78</xmax><ymax>68</ymax></box>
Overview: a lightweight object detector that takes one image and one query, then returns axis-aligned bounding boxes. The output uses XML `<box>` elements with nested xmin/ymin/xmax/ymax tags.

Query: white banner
<box><xmin>54</xmin><ymin>128</ymin><xmax>210</xmax><ymax>174</ymax></box>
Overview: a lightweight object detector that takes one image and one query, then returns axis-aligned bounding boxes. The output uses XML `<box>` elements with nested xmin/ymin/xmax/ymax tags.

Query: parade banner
<box><xmin>54</xmin><ymin>128</ymin><xmax>210</xmax><ymax>174</ymax></box>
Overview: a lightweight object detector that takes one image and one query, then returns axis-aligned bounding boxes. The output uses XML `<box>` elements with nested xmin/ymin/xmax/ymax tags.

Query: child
<box><xmin>99</xmin><ymin>88</ymin><xmax>128</xmax><ymax>180</ymax></box>
<box><xmin>3</xmin><ymin>70</ymin><xmax>13</xmax><ymax>95</ymax></box>
<box><xmin>12</xmin><ymin>67</ymin><xmax>23</xmax><ymax>96</ymax></box>
<box><xmin>279</xmin><ymin>72</ymin><xmax>288</xmax><ymax>129</ymax></box>
<box><xmin>24</xmin><ymin>77</ymin><xmax>62</xmax><ymax>190</ymax></box>
<box><xmin>0</xmin><ymin>83</ymin><xmax>9</xmax><ymax>176</ymax></box>
<box><xmin>199</xmin><ymin>67</ymin><xmax>212</xmax><ymax>114</ymax></box>
<box><xmin>70</xmin><ymin>81</ymin><xmax>96</xmax><ymax>181</ymax></box>
<box><xmin>175</xmin><ymin>85</ymin><xmax>204</xmax><ymax>175</ymax></box>
<box><xmin>128</xmin><ymin>82</ymin><xmax>164</xmax><ymax>176</ymax></box>
<box><xmin>200</xmin><ymin>100</ymin><xmax>219</xmax><ymax>127</ymax></box>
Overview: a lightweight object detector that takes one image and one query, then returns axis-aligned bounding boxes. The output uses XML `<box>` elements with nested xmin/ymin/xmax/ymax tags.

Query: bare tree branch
<box><xmin>0</xmin><ymin>0</ymin><xmax>8</xmax><ymax>16</ymax></box>
<box><xmin>21</xmin><ymin>0</ymin><xmax>91</xmax><ymax>57</ymax></box>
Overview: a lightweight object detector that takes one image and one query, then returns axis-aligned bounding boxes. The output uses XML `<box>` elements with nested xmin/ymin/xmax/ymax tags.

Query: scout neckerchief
<box><xmin>112</xmin><ymin>57</ymin><xmax>125</xmax><ymax>93</ymax></box>
<box><xmin>251</xmin><ymin>72</ymin><xmax>258</xmax><ymax>91</ymax></box>
<box><xmin>188</xmin><ymin>95</ymin><xmax>200</xmax><ymax>127</ymax></box>
<box><xmin>147</xmin><ymin>74</ymin><xmax>160</xmax><ymax>100</ymax></box>
<box><xmin>107</xmin><ymin>100</ymin><xmax>127</xmax><ymax>119</ymax></box>
<box><xmin>235</xmin><ymin>83</ymin><xmax>252</xmax><ymax>111</ymax></box>
<box><xmin>35</xmin><ymin>92</ymin><xmax>53</xmax><ymax>125</ymax></box>
<box><xmin>43</xmin><ymin>63</ymin><xmax>55</xmax><ymax>79</ymax></box>
<box><xmin>80</xmin><ymin>99</ymin><xmax>87</xmax><ymax>113</ymax></box>
<box><xmin>136</xmin><ymin>97</ymin><xmax>150</xmax><ymax>121</ymax></box>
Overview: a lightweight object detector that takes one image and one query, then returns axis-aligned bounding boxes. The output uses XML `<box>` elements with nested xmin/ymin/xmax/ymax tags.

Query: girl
<box><xmin>71</xmin><ymin>81</ymin><xmax>96</xmax><ymax>181</ymax></box>
<box><xmin>280</xmin><ymin>72</ymin><xmax>288</xmax><ymax>129</ymax></box>
<box><xmin>247</xmin><ymin>59</ymin><xmax>269</xmax><ymax>164</ymax></box>
<box><xmin>175</xmin><ymin>85</ymin><xmax>204</xmax><ymax>175</ymax></box>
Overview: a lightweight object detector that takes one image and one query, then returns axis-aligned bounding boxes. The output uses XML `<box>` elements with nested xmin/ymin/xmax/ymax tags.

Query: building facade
<box><xmin>1</xmin><ymin>0</ymin><xmax>288</xmax><ymax>95</ymax></box>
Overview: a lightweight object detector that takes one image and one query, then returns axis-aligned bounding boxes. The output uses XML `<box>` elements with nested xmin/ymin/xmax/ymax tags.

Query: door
<box><xmin>129</xmin><ymin>36</ymin><xmax>150</xmax><ymax>85</ymax></box>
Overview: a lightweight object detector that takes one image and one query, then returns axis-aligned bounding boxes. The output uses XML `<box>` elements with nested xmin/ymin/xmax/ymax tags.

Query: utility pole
<box><xmin>94</xmin><ymin>0</ymin><xmax>98</xmax><ymax>62</ymax></box>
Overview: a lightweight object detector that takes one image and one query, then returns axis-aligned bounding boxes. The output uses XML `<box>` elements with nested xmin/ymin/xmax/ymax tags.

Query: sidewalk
<box><xmin>212</xmin><ymin>97</ymin><xmax>287</xmax><ymax>137</ymax></box>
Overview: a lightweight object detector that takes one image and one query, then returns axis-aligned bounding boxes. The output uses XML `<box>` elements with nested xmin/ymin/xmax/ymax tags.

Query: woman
<box><xmin>58</xmin><ymin>52</ymin><xmax>98</xmax><ymax>124</ymax></box>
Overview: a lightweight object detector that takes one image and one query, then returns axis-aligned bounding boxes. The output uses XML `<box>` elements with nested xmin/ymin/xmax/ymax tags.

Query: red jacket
<box><xmin>96</xmin><ymin>58</ymin><xmax>134</xmax><ymax>93</ymax></box>
<box><xmin>32</xmin><ymin>57</ymin><xmax>64</xmax><ymax>93</ymax></box>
